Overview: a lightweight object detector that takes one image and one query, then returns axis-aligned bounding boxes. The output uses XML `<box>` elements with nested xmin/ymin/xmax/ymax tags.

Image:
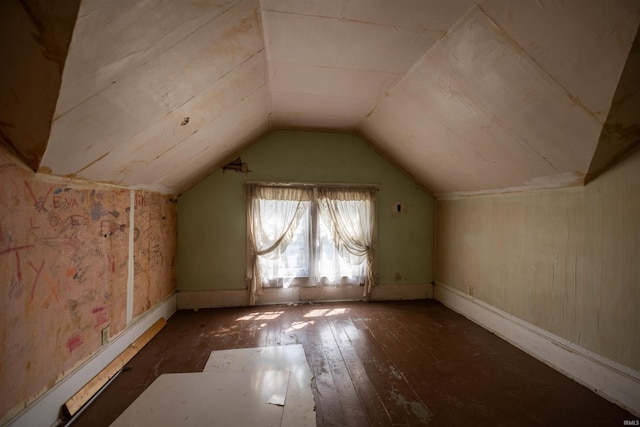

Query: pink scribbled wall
<box><xmin>133</xmin><ymin>191</ymin><xmax>177</xmax><ymax>317</ymax></box>
<box><xmin>0</xmin><ymin>145</ymin><xmax>176</xmax><ymax>423</ymax></box>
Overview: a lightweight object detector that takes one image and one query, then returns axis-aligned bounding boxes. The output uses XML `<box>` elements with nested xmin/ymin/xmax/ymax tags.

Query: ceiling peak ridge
<box><xmin>355</xmin><ymin>3</ymin><xmax>478</xmax><ymax>132</ymax></box>
<box><xmin>259</xmin><ymin>6</ymin><xmax>445</xmax><ymax>32</ymax></box>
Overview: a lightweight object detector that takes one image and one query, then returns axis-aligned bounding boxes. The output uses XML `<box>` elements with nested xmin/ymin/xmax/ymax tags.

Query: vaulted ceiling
<box><xmin>2</xmin><ymin>0</ymin><xmax>639</xmax><ymax>196</ymax></box>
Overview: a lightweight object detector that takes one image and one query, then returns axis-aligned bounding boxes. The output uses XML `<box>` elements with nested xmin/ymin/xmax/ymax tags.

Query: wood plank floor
<box><xmin>70</xmin><ymin>300</ymin><xmax>634</xmax><ymax>426</ymax></box>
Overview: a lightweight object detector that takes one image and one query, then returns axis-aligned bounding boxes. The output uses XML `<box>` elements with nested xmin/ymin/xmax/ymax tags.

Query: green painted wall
<box><xmin>178</xmin><ymin>130</ymin><xmax>434</xmax><ymax>291</ymax></box>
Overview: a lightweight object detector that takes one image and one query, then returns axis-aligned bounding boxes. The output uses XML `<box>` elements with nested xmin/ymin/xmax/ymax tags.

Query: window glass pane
<box><xmin>258</xmin><ymin>202</ymin><xmax>310</xmax><ymax>287</ymax></box>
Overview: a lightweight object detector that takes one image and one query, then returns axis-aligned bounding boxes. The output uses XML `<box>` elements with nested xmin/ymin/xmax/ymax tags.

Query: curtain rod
<box><xmin>245</xmin><ymin>181</ymin><xmax>379</xmax><ymax>191</ymax></box>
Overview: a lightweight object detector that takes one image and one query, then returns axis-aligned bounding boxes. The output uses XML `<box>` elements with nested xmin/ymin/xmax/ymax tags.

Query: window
<box><xmin>246</xmin><ymin>184</ymin><xmax>376</xmax><ymax>303</ymax></box>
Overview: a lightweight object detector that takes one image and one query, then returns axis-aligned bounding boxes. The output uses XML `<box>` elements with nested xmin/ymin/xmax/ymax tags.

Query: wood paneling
<box><xmin>435</xmin><ymin>146</ymin><xmax>640</xmax><ymax>373</ymax></box>
<box><xmin>65</xmin><ymin>318</ymin><xmax>166</xmax><ymax>416</ymax></box>
<box><xmin>0</xmin><ymin>145</ymin><xmax>178</xmax><ymax>424</ymax></box>
<box><xmin>0</xmin><ymin>148</ymin><xmax>129</xmax><ymax>422</ymax></box>
<box><xmin>133</xmin><ymin>191</ymin><xmax>176</xmax><ymax>318</ymax></box>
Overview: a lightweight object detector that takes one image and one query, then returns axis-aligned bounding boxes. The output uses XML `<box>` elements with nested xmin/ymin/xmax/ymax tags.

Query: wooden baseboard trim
<box><xmin>64</xmin><ymin>318</ymin><xmax>167</xmax><ymax>416</ymax></box>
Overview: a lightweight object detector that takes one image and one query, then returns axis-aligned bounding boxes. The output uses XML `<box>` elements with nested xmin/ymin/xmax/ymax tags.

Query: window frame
<box><xmin>246</xmin><ymin>182</ymin><xmax>377</xmax><ymax>290</ymax></box>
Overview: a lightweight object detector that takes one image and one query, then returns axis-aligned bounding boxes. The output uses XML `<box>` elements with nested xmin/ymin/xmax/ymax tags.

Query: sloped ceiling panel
<box><xmin>26</xmin><ymin>0</ymin><xmax>640</xmax><ymax>196</ymax></box>
<box><xmin>481</xmin><ymin>0</ymin><xmax>638</xmax><ymax>123</ymax></box>
<box><xmin>588</xmin><ymin>23</ymin><xmax>640</xmax><ymax>179</ymax></box>
<box><xmin>41</xmin><ymin>0</ymin><xmax>269</xmax><ymax>193</ymax></box>
<box><xmin>360</xmin><ymin>1</ymin><xmax>638</xmax><ymax>196</ymax></box>
<box><xmin>262</xmin><ymin>0</ymin><xmax>474</xmax><ymax>130</ymax></box>
<box><xmin>52</xmin><ymin>0</ymin><xmax>240</xmax><ymax>116</ymax></box>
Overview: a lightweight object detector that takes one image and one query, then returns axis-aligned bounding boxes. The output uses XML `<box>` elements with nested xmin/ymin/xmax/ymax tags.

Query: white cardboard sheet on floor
<box><xmin>110</xmin><ymin>345</ymin><xmax>315</xmax><ymax>427</ymax></box>
<box><xmin>110</xmin><ymin>371</ymin><xmax>289</xmax><ymax>427</ymax></box>
<box><xmin>203</xmin><ymin>345</ymin><xmax>316</xmax><ymax>427</ymax></box>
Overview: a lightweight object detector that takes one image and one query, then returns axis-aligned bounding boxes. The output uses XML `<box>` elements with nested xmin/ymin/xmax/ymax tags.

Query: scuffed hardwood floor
<box><xmin>71</xmin><ymin>300</ymin><xmax>634</xmax><ymax>426</ymax></box>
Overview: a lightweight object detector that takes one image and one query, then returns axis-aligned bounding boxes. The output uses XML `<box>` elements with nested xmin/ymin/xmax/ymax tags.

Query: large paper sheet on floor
<box><xmin>110</xmin><ymin>371</ymin><xmax>289</xmax><ymax>427</ymax></box>
<box><xmin>203</xmin><ymin>345</ymin><xmax>316</xmax><ymax>427</ymax></box>
<box><xmin>110</xmin><ymin>345</ymin><xmax>315</xmax><ymax>427</ymax></box>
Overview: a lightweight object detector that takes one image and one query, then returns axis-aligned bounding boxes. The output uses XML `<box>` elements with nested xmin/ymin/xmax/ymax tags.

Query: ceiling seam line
<box><xmin>257</xmin><ymin>1</ymin><xmax>276</xmax><ymax>129</ymax></box>
<box><xmin>435</xmin><ymin>69</ymin><xmax>561</xmax><ymax>171</ymax></box>
<box><xmin>357</xmin><ymin>4</ymin><xmax>479</xmax><ymax>131</ymax></box>
<box><xmin>476</xmin><ymin>4</ymin><xmax>605</xmax><ymax>126</ymax></box>
<box><xmin>267</xmin><ymin>60</ymin><xmax>405</xmax><ymax>75</ymax></box>
<box><xmin>261</xmin><ymin>8</ymin><xmax>447</xmax><ymax>31</ymax></box>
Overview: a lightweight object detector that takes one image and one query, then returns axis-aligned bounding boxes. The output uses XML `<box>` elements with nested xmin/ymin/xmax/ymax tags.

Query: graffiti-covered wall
<box><xmin>0</xmin><ymin>145</ymin><xmax>176</xmax><ymax>423</ymax></box>
<box><xmin>133</xmin><ymin>191</ymin><xmax>177</xmax><ymax>317</ymax></box>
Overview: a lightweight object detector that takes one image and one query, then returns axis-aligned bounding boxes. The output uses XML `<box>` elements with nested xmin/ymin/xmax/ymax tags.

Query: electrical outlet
<box><xmin>101</xmin><ymin>326</ymin><xmax>110</xmax><ymax>346</ymax></box>
<box><xmin>468</xmin><ymin>286</ymin><xmax>474</xmax><ymax>298</ymax></box>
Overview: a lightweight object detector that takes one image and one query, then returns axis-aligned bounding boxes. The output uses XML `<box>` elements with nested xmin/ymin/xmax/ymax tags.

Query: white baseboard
<box><xmin>177</xmin><ymin>283</ymin><xmax>433</xmax><ymax>309</ymax></box>
<box><xmin>434</xmin><ymin>282</ymin><xmax>640</xmax><ymax>417</ymax></box>
<box><xmin>7</xmin><ymin>293</ymin><xmax>177</xmax><ymax>427</ymax></box>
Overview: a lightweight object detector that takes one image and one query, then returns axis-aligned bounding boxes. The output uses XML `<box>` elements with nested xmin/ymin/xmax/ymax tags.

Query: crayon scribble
<box><xmin>66</xmin><ymin>334</ymin><xmax>83</xmax><ymax>354</ymax></box>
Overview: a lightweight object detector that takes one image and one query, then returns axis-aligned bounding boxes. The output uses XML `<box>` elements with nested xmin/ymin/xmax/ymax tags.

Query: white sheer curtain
<box><xmin>316</xmin><ymin>188</ymin><xmax>375</xmax><ymax>296</ymax></box>
<box><xmin>246</xmin><ymin>184</ymin><xmax>377</xmax><ymax>304</ymax></box>
<box><xmin>315</xmin><ymin>215</ymin><xmax>366</xmax><ymax>286</ymax></box>
<box><xmin>246</xmin><ymin>186</ymin><xmax>307</xmax><ymax>305</ymax></box>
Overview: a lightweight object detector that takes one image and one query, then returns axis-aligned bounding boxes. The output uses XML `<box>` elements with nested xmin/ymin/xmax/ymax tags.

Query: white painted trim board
<box><xmin>434</xmin><ymin>282</ymin><xmax>640</xmax><ymax>417</ymax></box>
<box><xmin>126</xmin><ymin>190</ymin><xmax>135</xmax><ymax>324</ymax></box>
<box><xmin>177</xmin><ymin>282</ymin><xmax>433</xmax><ymax>309</ymax></box>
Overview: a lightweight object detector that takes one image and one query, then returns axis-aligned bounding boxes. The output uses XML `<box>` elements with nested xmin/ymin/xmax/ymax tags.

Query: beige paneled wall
<box><xmin>435</xmin><ymin>147</ymin><xmax>640</xmax><ymax>372</ymax></box>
